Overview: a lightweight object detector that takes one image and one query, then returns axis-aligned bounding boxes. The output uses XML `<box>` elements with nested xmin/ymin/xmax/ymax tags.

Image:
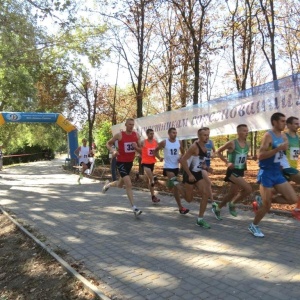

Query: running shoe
<box><xmin>152</xmin><ymin>195</ymin><xmax>160</xmax><ymax>203</ymax></box>
<box><xmin>168</xmin><ymin>176</ymin><xmax>179</xmax><ymax>188</ymax></box>
<box><xmin>133</xmin><ymin>208</ymin><xmax>142</xmax><ymax>216</ymax></box>
<box><xmin>252</xmin><ymin>195</ymin><xmax>263</xmax><ymax>213</ymax></box>
<box><xmin>170</xmin><ymin>176</ymin><xmax>179</xmax><ymax>185</ymax></box>
<box><xmin>252</xmin><ymin>201</ymin><xmax>258</xmax><ymax>213</ymax></box>
<box><xmin>212</xmin><ymin>202</ymin><xmax>222</xmax><ymax>220</ymax></box>
<box><xmin>255</xmin><ymin>195</ymin><xmax>263</xmax><ymax>207</ymax></box>
<box><xmin>179</xmin><ymin>207</ymin><xmax>189</xmax><ymax>214</ymax></box>
<box><xmin>196</xmin><ymin>219</ymin><xmax>211</xmax><ymax>229</ymax></box>
<box><xmin>166</xmin><ymin>179</ymin><xmax>173</xmax><ymax>188</ymax></box>
<box><xmin>291</xmin><ymin>209</ymin><xmax>300</xmax><ymax>221</ymax></box>
<box><xmin>248</xmin><ymin>223</ymin><xmax>264</xmax><ymax>237</ymax></box>
<box><xmin>102</xmin><ymin>180</ymin><xmax>110</xmax><ymax>193</ymax></box>
<box><xmin>228</xmin><ymin>202</ymin><xmax>237</xmax><ymax>217</ymax></box>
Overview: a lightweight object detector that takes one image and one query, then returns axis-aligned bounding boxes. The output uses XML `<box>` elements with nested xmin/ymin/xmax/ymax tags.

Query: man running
<box><xmin>212</xmin><ymin>124</ymin><xmax>252</xmax><ymax>220</ymax></box>
<box><xmin>74</xmin><ymin>138</ymin><xmax>93</xmax><ymax>184</ymax></box>
<box><xmin>180</xmin><ymin>128</ymin><xmax>212</xmax><ymax>228</ymax></box>
<box><xmin>102</xmin><ymin>118</ymin><xmax>142</xmax><ymax>216</ymax></box>
<box><xmin>253</xmin><ymin>116</ymin><xmax>300</xmax><ymax>216</ymax></box>
<box><xmin>155</xmin><ymin>127</ymin><xmax>189</xmax><ymax>214</ymax></box>
<box><xmin>135</xmin><ymin>128</ymin><xmax>161</xmax><ymax>203</ymax></box>
<box><xmin>249</xmin><ymin>112</ymin><xmax>300</xmax><ymax>238</ymax></box>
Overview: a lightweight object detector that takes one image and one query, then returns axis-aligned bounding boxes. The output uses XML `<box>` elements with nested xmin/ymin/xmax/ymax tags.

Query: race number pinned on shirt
<box><xmin>290</xmin><ymin>147</ymin><xmax>299</xmax><ymax>160</ymax></box>
<box><xmin>147</xmin><ymin>148</ymin><xmax>155</xmax><ymax>156</ymax></box>
<box><xmin>234</xmin><ymin>154</ymin><xmax>247</xmax><ymax>168</ymax></box>
<box><xmin>274</xmin><ymin>150</ymin><xmax>284</xmax><ymax>163</ymax></box>
<box><xmin>124</xmin><ymin>142</ymin><xmax>135</xmax><ymax>153</ymax></box>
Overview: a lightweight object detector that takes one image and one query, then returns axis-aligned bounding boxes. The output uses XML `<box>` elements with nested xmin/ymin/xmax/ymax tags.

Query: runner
<box><xmin>155</xmin><ymin>127</ymin><xmax>189</xmax><ymax>214</ymax></box>
<box><xmin>180</xmin><ymin>128</ymin><xmax>212</xmax><ymax>228</ymax></box>
<box><xmin>102</xmin><ymin>118</ymin><xmax>143</xmax><ymax>217</ymax></box>
<box><xmin>194</xmin><ymin>127</ymin><xmax>216</xmax><ymax>203</ymax></box>
<box><xmin>135</xmin><ymin>128</ymin><xmax>161</xmax><ymax>203</ymax></box>
<box><xmin>249</xmin><ymin>112</ymin><xmax>300</xmax><ymax>238</ymax></box>
<box><xmin>74</xmin><ymin>138</ymin><xmax>93</xmax><ymax>184</ymax></box>
<box><xmin>212</xmin><ymin>124</ymin><xmax>252</xmax><ymax>220</ymax></box>
<box><xmin>253</xmin><ymin>116</ymin><xmax>300</xmax><ymax>215</ymax></box>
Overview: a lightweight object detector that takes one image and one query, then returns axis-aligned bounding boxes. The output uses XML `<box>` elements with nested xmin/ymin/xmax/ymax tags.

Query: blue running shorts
<box><xmin>257</xmin><ymin>169</ymin><xmax>286</xmax><ymax>188</ymax></box>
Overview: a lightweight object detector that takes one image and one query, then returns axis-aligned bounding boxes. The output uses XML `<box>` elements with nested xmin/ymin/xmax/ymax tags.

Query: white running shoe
<box><xmin>248</xmin><ymin>223</ymin><xmax>264</xmax><ymax>237</ymax></box>
<box><xmin>133</xmin><ymin>208</ymin><xmax>142</xmax><ymax>216</ymax></box>
<box><xmin>102</xmin><ymin>180</ymin><xmax>110</xmax><ymax>193</ymax></box>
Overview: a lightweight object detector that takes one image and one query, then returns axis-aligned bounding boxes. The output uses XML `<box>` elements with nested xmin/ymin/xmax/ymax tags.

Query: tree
<box><xmin>256</xmin><ymin>0</ymin><xmax>278</xmax><ymax>85</ymax></box>
<box><xmin>276</xmin><ymin>0</ymin><xmax>300</xmax><ymax>74</ymax></box>
<box><xmin>224</xmin><ymin>0</ymin><xmax>258</xmax><ymax>91</ymax></box>
<box><xmin>106</xmin><ymin>0</ymin><xmax>158</xmax><ymax>117</ymax></box>
<box><xmin>171</xmin><ymin>0</ymin><xmax>213</xmax><ymax>104</ymax></box>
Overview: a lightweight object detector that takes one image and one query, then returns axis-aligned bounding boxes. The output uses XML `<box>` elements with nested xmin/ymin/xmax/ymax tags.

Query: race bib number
<box><xmin>197</xmin><ymin>157</ymin><xmax>206</xmax><ymax>169</ymax></box>
<box><xmin>234</xmin><ymin>154</ymin><xmax>246</xmax><ymax>167</ymax></box>
<box><xmin>124</xmin><ymin>142</ymin><xmax>135</xmax><ymax>153</ymax></box>
<box><xmin>280</xmin><ymin>154</ymin><xmax>290</xmax><ymax>168</ymax></box>
<box><xmin>274</xmin><ymin>150</ymin><xmax>284</xmax><ymax>163</ymax></box>
<box><xmin>290</xmin><ymin>147</ymin><xmax>299</xmax><ymax>160</ymax></box>
<box><xmin>170</xmin><ymin>148</ymin><xmax>178</xmax><ymax>156</ymax></box>
<box><xmin>147</xmin><ymin>148</ymin><xmax>155</xmax><ymax>156</ymax></box>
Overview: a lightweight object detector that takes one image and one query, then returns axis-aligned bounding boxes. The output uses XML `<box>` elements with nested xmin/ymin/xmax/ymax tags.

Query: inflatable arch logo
<box><xmin>0</xmin><ymin>112</ymin><xmax>78</xmax><ymax>159</ymax></box>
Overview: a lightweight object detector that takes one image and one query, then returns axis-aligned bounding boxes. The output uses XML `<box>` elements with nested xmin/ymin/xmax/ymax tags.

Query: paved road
<box><xmin>0</xmin><ymin>159</ymin><xmax>299</xmax><ymax>300</ymax></box>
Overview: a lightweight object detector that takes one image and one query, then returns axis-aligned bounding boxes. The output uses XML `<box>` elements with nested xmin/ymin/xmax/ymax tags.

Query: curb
<box><xmin>0</xmin><ymin>207</ymin><xmax>111</xmax><ymax>300</ymax></box>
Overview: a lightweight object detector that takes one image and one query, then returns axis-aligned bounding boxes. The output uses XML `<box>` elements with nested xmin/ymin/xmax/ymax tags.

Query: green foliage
<box><xmin>3</xmin><ymin>144</ymin><xmax>55</xmax><ymax>165</ymax></box>
<box><xmin>94</xmin><ymin>121</ymin><xmax>112</xmax><ymax>160</ymax></box>
<box><xmin>0</xmin><ymin>123</ymin><xmax>67</xmax><ymax>155</ymax></box>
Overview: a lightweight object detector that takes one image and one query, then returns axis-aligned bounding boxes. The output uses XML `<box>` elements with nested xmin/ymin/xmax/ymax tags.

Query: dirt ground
<box><xmin>0</xmin><ymin>213</ymin><xmax>100</xmax><ymax>300</ymax></box>
<box><xmin>1</xmin><ymin>158</ymin><xmax>298</xmax><ymax>300</ymax></box>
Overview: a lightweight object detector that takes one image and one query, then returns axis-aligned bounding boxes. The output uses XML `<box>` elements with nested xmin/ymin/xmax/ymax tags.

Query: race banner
<box><xmin>112</xmin><ymin>73</ymin><xmax>300</xmax><ymax>141</ymax></box>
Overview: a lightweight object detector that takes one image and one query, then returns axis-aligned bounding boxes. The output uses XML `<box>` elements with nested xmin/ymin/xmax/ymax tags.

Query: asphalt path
<box><xmin>0</xmin><ymin>158</ymin><xmax>299</xmax><ymax>300</ymax></box>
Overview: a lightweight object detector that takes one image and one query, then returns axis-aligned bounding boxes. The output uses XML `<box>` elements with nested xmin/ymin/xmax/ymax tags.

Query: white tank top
<box><xmin>189</xmin><ymin>155</ymin><xmax>206</xmax><ymax>172</ymax></box>
<box><xmin>79</xmin><ymin>146</ymin><xmax>89</xmax><ymax>164</ymax></box>
<box><xmin>164</xmin><ymin>139</ymin><xmax>180</xmax><ymax>168</ymax></box>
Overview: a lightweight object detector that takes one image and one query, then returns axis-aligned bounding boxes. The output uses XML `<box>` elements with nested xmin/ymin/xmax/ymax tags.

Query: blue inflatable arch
<box><xmin>0</xmin><ymin>112</ymin><xmax>78</xmax><ymax>159</ymax></box>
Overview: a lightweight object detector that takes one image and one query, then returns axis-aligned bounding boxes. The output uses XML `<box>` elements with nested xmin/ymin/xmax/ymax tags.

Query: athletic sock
<box><xmin>197</xmin><ymin>217</ymin><xmax>203</xmax><ymax>222</ymax></box>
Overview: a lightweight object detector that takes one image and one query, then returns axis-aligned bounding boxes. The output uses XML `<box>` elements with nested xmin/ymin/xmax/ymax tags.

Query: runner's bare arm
<box><xmin>179</xmin><ymin>140</ymin><xmax>185</xmax><ymax>156</ymax></box>
<box><xmin>180</xmin><ymin>144</ymin><xmax>196</xmax><ymax>177</ymax></box>
<box><xmin>154</xmin><ymin>140</ymin><xmax>165</xmax><ymax>161</ymax></box>
<box><xmin>216</xmin><ymin>140</ymin><xmax>234</xmax><ymax>166</ymax></box>
<box><xmin>74</xmin><ymin>146</ymin><xmax>81</xmax><ymax>157</ymax></box>
<box><xmin>258</xmin><ymin>132</ymin><xmax>288</xmax><ymax>160</ymax></box>
<box><xmin>132</xmin><ymin>134</ymin><xmax>142</xmax><ymax>153</ymax></box>
<box><xmin>106</xmin><ymin>133</ymin><xmax>121</xmax><ymax>155</ymax></box>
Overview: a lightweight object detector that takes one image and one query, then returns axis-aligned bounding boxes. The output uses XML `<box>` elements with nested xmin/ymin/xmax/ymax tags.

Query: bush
<box><xmin>3</xmin><ymin>145</ymin><xmax>55</xmax><ymax>166</ymax></box>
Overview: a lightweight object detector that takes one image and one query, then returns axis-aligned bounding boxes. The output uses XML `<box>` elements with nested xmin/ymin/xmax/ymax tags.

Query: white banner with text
<box><xmin>112</xmin><ymin>74</ymin><xmax>300</xmax><ymax>141</ymax></box>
